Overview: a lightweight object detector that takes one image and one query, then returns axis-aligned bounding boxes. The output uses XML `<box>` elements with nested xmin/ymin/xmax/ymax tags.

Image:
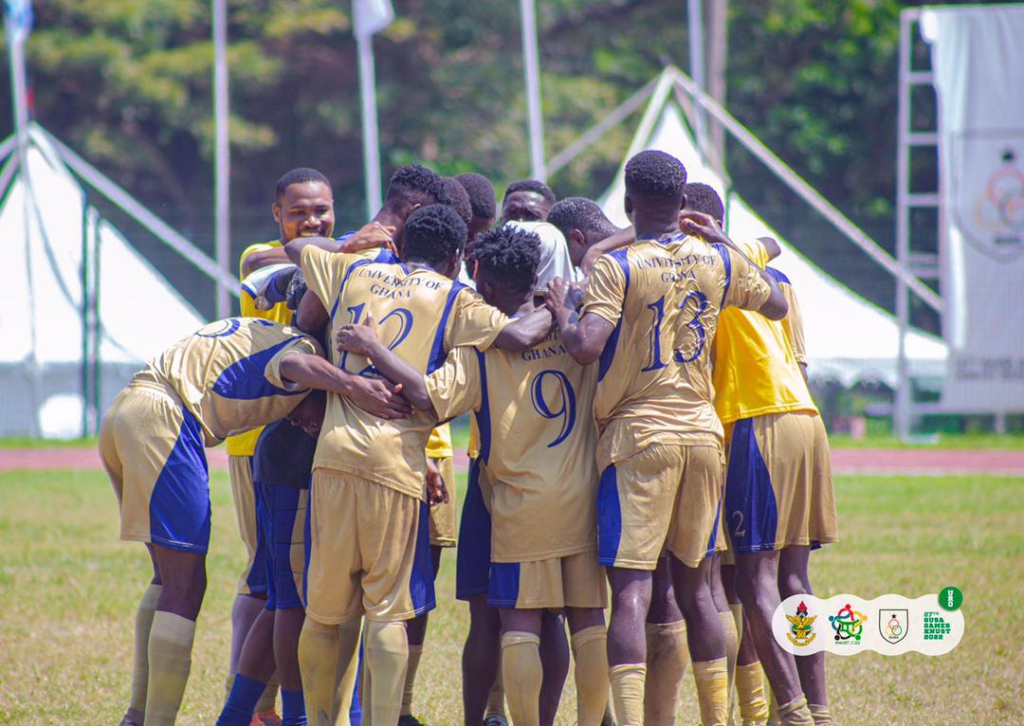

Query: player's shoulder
<box><xmin>241</xmin><ymin>239</ymin><xmax>282</xmax><ymax>259</ymax></box>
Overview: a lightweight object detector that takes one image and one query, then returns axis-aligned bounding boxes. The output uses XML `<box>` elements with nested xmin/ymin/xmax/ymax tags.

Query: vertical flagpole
<box><xmin>688</xmin><ymin>0</ymin><xmax>708</xmax><ymax>152</ymax></box>
<box><xmin>6</xmin><ymin>6</ymin><xmax>41</xmax><ymax>437</ymax></box>
<box><xmin>213</xmin><ymin>0</ymin><xmax>231</xmax><ymax>319</ymax></box>
<box><xmin>519</xmin><ymin>0</ymin><xmax>545</xmax><ymax>181</ymax></box>
<box><xmin>357</xmin><ymin>34</ymin><xmax>383</xmax><ymax>219</ymax></box>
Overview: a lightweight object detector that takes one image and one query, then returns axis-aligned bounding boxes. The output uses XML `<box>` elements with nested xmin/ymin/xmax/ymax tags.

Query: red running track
<box><xmin>1</xmin><ymin>446</ymin><xmax>1023</xmax><ymax>476</ymax></box>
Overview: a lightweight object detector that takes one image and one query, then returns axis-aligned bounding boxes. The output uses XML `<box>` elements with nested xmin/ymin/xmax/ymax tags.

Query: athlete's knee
<box><xmin>778</xmin><ymin>569</ymin><xmax>809</xmax><ymax>600</ymax></box>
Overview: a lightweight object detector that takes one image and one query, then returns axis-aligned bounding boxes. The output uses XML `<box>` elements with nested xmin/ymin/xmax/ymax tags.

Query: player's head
<box><xmin>402</xmin><ymin>204</ymin><xmax>468</xmax><ymax>280</ymax></box>
<box><xmin>455</xmin><ymin>172</ymin><xmax>497</xmax><ymax>241</ymax></box>
<box><xmin>470</xmin><ymin>225</ymin><xmax>541</xmax><ymax>308</ymax></box>
<box><xmin>442</xmin><ymin>177</ymin><xmax>474</xmax><ymax>227</ymax></box>
<box><xmin>502</xmin><ymin>179</ymin><xmax>557</xmax><ymax>223</ymax></box>
<box><xmin>272</xmin><ymin>167</ymin><xmax>335</xmax><ymax>243</ymax></box>
<box><xmin>547</xmin><ymin>197</ymin><xmax>621</xmax><ymax>268</ymax></box>
<box><xmin>286</xmin><ymin>390</ymin><xmax>326</xmax><ymax>438</ymax></box>
<box><xmin>623</xmin><ymin>150</ymin><xmax>687</xmax><ymax>232</ymax></box>
<box><xmin>381</xmin><ymin>163</ymin><xmax>447</xmax><ymax>249</ymax></box>
<box><xmin>683</xmin><ymin>182</ymin><xmax>724</xmax><ymax>225</ymax></box>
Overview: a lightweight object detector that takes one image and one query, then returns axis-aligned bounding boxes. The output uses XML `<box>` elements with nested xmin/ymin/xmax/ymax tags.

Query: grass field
<box><xmin>1</xmin><ymin>469</ymin><xmax>1022</xmax><ymax>725</ymax></box>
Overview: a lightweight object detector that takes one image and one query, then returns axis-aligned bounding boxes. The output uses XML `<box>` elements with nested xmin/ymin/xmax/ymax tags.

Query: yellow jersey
<box><xmin>300</xmin><ymin>245</ymin><xmax>511</xmax><ymax>499</ymax></box>
<box><xmin>426</xmin><ymin>424</ymin><xmax>454</xmax><ymax>459</ymax></box>
<box><xmin>711</xmin><ymin>239</ymin><xmax>817</xmax><ymax>430</ymax></box>
<box><xmin>425</xmin><ymin>327</ymin><xmax>599</xmax><ymax>562</ymax></box>
<box><xmin>582</xmin><ymin>235</ymin><xmax>771</xmax><ymax>469</ymax></box>
<box><xmin>133</xmin><ymin>318</ymin><xmax>321</xmax><ymax>446</ymax></box>
<box><xmin>779</xmin><ymin>269</ymin><xmax>808</xmax><ymax>367</ymax></box>
<box><xmin>227</xmin><ymin>241</ymin><xmax>294</xmax><ymax>456</ymax></box>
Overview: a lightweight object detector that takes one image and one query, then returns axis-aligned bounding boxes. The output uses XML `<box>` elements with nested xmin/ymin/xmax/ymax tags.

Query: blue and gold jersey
<box><xmin>134</xmin><ymin>318</ymin><xmax>321</xmax><ymax>446</ymax></box>
<box><xmin>425</xmin><ymin>327</ymin><xmax>599</xmax><ymax>562</ymax></box>
<box><xmin>582</xmin><ymin>235</ymin><xmax>771</xmax><ymax>469</ymax></box>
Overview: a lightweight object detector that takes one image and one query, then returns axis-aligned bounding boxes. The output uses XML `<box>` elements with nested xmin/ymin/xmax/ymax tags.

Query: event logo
<box><xmin>785</xmin><ymin>600</ymin><xmax>817</xmax><ymax>646</ymax></box>
<box><xmin>828</xmin><ymin>603</ymin><xmax>868</xmax><ymax>643</ymax></box>
<box><xmin>879</xmin><ymin>609</ymin><xmax>909</xmax><ymax>645</ymax></box>
<box><xmin>952</xmin><ymin>132</ymin><xmax>1024</xmax><ymax>261</ymax></box>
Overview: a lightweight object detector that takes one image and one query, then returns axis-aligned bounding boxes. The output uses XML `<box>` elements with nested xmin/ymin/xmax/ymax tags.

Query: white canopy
<box><xmin>600</xmin><ymin>102</ymin><xmax>948</xmax><ymax>386</ymax></box>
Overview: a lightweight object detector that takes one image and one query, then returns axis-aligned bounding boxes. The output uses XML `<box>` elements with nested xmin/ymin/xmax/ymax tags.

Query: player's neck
<box><xmin>633</xmin><ymin>214</ymin><xmax>679</xmax><ymax>242</ymax></box>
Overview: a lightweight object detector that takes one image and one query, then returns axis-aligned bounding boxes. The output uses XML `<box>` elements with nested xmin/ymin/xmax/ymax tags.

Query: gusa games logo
<box><xmin>829</xmin><ymin>603</ymin><xmax>868</xmax><ymax>644</ymax></box>
<box><xmin>786</xmin><ymin>600</ymin><xmax>817</xmax><ymax>647</ymax></box>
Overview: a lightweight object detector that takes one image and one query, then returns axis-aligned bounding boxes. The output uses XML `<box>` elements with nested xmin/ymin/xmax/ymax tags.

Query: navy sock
<box><xmin>216</xmin><ymin>673</ymin><xmax>268</xmax><ymax>726</ymax></box>
<box><xmin>281</xmin><ymin>688</ymin><xmax>307</xmax><ymax>726</ymax></box>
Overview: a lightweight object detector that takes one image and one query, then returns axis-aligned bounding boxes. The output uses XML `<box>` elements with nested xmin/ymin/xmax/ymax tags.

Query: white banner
<box><xmin>922</xmin><ymin>5</ymin><xmax>1024</xmax><ymax>412</ymax></box>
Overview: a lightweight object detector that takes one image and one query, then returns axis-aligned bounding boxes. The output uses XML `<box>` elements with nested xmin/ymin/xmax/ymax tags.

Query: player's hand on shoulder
<box><xmin>342</xmin><ymin>221</ymin><xmax>397</xmax><ymax>254</ymax></box>
<box><xmin>346</xmin><ymin>376</ymin><xmax>412</xmax><ymax>420</ymax></box>
<box><xmin>679</xmin><ymin>210</ymin><xmax>728</xmax><ymax>246</ymax></box>
<box><xmin>545</xmin><ymin>276</ymin><xmax>570</xmax><ymax>315</ymax></box>
<box><xmin>335</xmin><ymin>314</ymin><xmax>380</xmax><ymax>355</ymax></box>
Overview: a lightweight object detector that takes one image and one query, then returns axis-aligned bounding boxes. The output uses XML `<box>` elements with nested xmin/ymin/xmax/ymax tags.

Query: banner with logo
<box><xmin>922</xmin><ymin>6</ymin><xmax>1024</xmax><ymax>412</ymax></box>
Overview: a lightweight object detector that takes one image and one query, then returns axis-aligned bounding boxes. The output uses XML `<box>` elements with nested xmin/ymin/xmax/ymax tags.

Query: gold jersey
<box><xmin>425</xmin><ymin>327</ymin><xmax>599</xmax><ymax>562</ymax></box>
<box><xmin>582</xmin><ymin>235</ymin><xmax>771</xmax><ymax>469</ymax></box>
<box><xmin>133</xmin><ymin>318</ymin><xmax>321</xmax><ymax>446</ymax></box>
<box><xmin>300</xmin><ymin>245</ymin><xmax>511</xmax><ymax>499</ymax></box>
<box><xmin>711</xmin><ymin>238</ymin><xmax>817</xmax><ymax>427</ymax></box>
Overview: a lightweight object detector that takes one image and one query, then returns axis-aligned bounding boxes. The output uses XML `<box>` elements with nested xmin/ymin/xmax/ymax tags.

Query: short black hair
<box><xmin>504</xmin><ymin>179</ymin><xmax>556</xmax><ymax>205</ymax></box>
<box><xmin>471</xmin><ymin>225</ymin><xmax>541</xmax><ymax>294</ymax></box>
<box><xmin>443</xmin><ymin>177</ymin><xmax>474</xmax><ymax>226</ymax></box>
<box><xmin>624</xmin><ymin>150</ymin><xmax>687</xmax><ymax>200</ymax></box>
<box><xmin>275</xmin><ymin>167</ymin><xmax>331</xmax><ymax>201</ymax></box>
<box><xmin>547</xmin><ymin>197</ymin><xmax>618</xmax><ymax>239</ymax></box>
<box><xmin>683</xmin><ymin>182</ymin><xmax>725</xmax><ymax>224</ymax></box>
<box><xmin>455</xmin><ymin>172</ymin><xmax>497</xmax><ymax>220</ymax></box>
<box><xmin>402</xmin><ymin>204</ymin><xmax>467</xmax><ymax>265</ymax></box>
<box><xmin>384</xmin><ymin>163</ymin><xmax>446</xmax><ymax>208</ymax></box>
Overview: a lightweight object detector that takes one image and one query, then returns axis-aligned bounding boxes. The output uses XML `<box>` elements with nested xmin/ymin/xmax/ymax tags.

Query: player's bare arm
<box><xmin>679</xmin><ymin>211</ymin><xmax>789</xmax><ymax>321</ymax></box>
<box><xmin>241</xmin><ymin>246</ymin><xmax>291</xmax><ymax>277</ymax></box>
<box><xmin>334</xmin><ymin>317</ymin><xmax>437</xmax><ymax>415</ymax></box>
<box><xmin>295</xmin><ymin>288</ymin><xmax>329</xmax><ymax>337</ymax></box>
<box><xmin>339</xmin><ymin>221</ymin><xmax>398</xmax><ymax>255</ymax></box>
<box><xmin>759</xmin><ymin>235</ymin><xmax>782</xmax><ymax>261</ymax></box>
<box><xmin>278</xmin><ymin>351</ymin><xmax>412</xmax><ymax>420</ymax></box>
<box><xmin>492</xmin><ymin>306</ymin><xmax>554</xmax><ymax>351</ymax></box>
<box><xmin>545</xmin><ymin>276</ymin><xmax>615</xmax><ymax>365</ymax></box>
<box><xmin>580</xmin><ymin>227</ymin><xmax>635</xmax><ymax>276</ymax></box>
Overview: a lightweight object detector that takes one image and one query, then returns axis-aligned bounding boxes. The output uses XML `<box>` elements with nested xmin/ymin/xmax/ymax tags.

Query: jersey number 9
<box><xmin>531</xmin><ymin>369</ymin><xmax>577</xmax><ymax>448</ymax></box>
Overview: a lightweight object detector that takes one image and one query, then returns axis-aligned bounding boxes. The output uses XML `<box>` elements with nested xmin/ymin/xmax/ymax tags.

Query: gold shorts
<box><xmin>229</xmin><ymin>455</ymin><xmax>267</xmax><ymax>595</ymax></box>
<box><xmin>304</xmin><ymin>469</ymin><xmax>435</xmax><ymax>624</ymax></box>
<box><xmin>428</xmin><ymin>456</ymin><xmax>457</xmax><ymax>548</ymax></box>
<box><xmin>488</xmin><ymin>550</ymin><xmax>607</xmax><ymax>610</ymax></box>
<box><xmin>99</xmin><ymin>383</ymin><xmax>211</xmax><ymax>553</ymax></box>
<box><xmin>598</xmin><ymin>443</ymin><xmax>724</xmax><ymax>570</ymax></box>
<box><xmin>724</xmin><ymin>412</ymin><xmax>839</xmax><ymax>553</ymax></box>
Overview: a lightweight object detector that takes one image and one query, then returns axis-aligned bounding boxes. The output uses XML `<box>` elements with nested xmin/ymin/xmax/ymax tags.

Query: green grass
<box><xmin>828</xmin><ymin>432</ymin><xmax>1024</xmax><ymax>450</ymax></box>
<box><xmin>0</xmin><ymin>437</ymin><xmax>99</xmax><ymax>449</ymax></box>
<box><xmin>1</xmin><ymin>470</ymin><xmax>1022</xmax><ymax>724</ymax></box>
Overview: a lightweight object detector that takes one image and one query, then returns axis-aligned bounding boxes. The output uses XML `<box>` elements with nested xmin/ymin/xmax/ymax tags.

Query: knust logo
<box><xmin>880</xmin><ymin>609</ymin><xmax>909</xmax><ymax>645</ymax></box>
<box><xmin>829</xmin><ymin>603</ymin><xmax>868</xmax><ymax>643</ymax></box>
<box><xmin>785</xmin><ymin>600</ymin><xmax>817</xmax><ymax>647</ymax></box>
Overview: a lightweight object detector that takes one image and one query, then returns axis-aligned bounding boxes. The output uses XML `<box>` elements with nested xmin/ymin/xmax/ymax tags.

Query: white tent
<box><xmin>0</xmin><ymin>126</ymin><xmax>205</xmax><ymax>436</ymax></box>
<box><xmin>600</xmin><ymin>100</ymin><xmax>948</xmax><ymax>386</ymax></box>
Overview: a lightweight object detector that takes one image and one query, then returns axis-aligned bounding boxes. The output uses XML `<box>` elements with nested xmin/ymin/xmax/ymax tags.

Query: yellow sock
<box><xmin>256</xmin><ymin>673</ymin><xmax>279</xmax><ymax>714</ymax></box>
<box><xmin>768</xmin><ymin>685</ymin><xmax>780</xmax><ymax>725</ymax></box>
<box><xmin>501</xmin><ymin>631</ymin><xmax>542</xmax><ymax>726</ymax></box>
<box><xmin>144</xmin><ymin>611</ymin><xmax>195</xmax><ymax>726</ymax></box>
<box><xmin>365</xmin><ymin>620</ymin><xmax>409</xmax><ymax>725</ymax></box>
<box><xmin>736</xmin><ymin>662</ymin><xmax>770</xmax><ymax>724</ymax></box>
<box><xmin>721</xmin><ymin>611</ymin><xmax>740</xmax><ymax>721</ymax></box>
<box><xmin>298</xmin><ymin>618</ymin><xmax>340</xmax><ymax>724</ymax></box>
<box><xmin>778</xmin><ymin>696</ymin><xmax>815</xmax><ymax>726</ymax></box>
<box><xmin>332</xmin><ymin>617</ymin><xmax>362</xmax><ymax>725</ymax></box>
<box><xmin>730</xmin><ymin>603</ymin><xmax>744</xmax><ymax>646</ymax></box>
<box><xmin>693</xmin><ymin>657</ymin><xmax>729</xmax><ymax>726</ymax></box>
<box><xmin>643</xmin><ymin>620</ymin><xmax>690</xmax><ymax>725</ymax></box>
<box><xmin>571</xmin><ymin>626</ymin><xmax>609</xmax><ymax>726</ymax></box>
<box><xmin>485</xmin><ymin>671</ymin><xmax>506</xmax><ymax>717</ymax></box>
<box><xmin>128</xmin><ymin>584</ymin><xmax>161</xmax><ymax>715</ymax></box>
<box><xmin>401</xmin><ymin>644</ymin><xmax>424</xmax><ymax>716</ymax></box>
<box><xmin>809</xmin><ymin>703</ymin><xmax>834</xmax><ymax>725</ymax></box>
<box><xmin>609</xmin><ymin>663</ymin><xmax>646</xmax><ymax>726</ymax></box>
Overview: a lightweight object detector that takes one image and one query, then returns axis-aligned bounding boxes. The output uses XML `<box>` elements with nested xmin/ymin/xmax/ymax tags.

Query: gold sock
<box><xmin>485</xmin><ymin>670</ymin><xmax>506</xmax><ymax>717</ymax></box>
<box><xmin>365</xmin><ymin>620</ymin><xmax>409</xmax><ymax>725</ymax></box>
<box><xmin>809</xmin><ymin>703</ymin><xmax>834</xmax><ymax>725</ymax></box>
<box><xmin>736</xmin><ymin>662</ymin><xmax>770</xmax><ymax>724</ymax></box>
<box><xmin>778</xmin><ymin>695</ymin><xmax>815</xmax><ymax>726</ymax></box>
<box><xmin>609</xmin><ymin>663</ymin><xmax>646</xmax><ymax>726</ymax></box>
<box><xmin>768</xmin><ymin>685</ymin><xmax>780</xmax><ymax>725</ymax></box>
<box><xmin>729</xmin><ymin>603</ymin><xmax>744</xmax><ymax>647</ymax></box>
<box><xmin>401</xmin><ymin>644</ymin><xmax>424</xmax><ymax>716</ymax></box>
<box><xmin>298</xmin><ymin>618</ymin><xmax>341</xmax><ymax>725</ymax></box>
<box><xmin>500</xmin><ymin>631</ymin><xmax>542</xmax><ymax>726</ymax></box>
<box><xmin>144</xmin><ymin>611</ymin><xmax>195</xmax><ymax>726</ymax></box>
<box><xmin>693</xmin><ymin>657</ymin><xmax>729</xmax><ymax>726</ymax></box>
<box><xmin>643</xmin><ymin>620</ymin><xmax>690</xmax><ymax>725</ymax></box>
<box><xmin>721</xmin><ymin>611</ymin><xmax>740</xmax><ymax>722</ymax></box>
<box><xmin>128</xmin><ymin>584</ymin><xmax>162</xmax><ymax>715</ymax></box>
<box><xmin>256</xmin><ymin>672</ymin><xmax>279</xmax><ymax>714</ymax></box>
<box><xmin>331</xmin><ymin>617</ymin><xmax>362</xmax><ymax>725</ymax></box>
<box><xmin>571</xmin><ymin>626</ymin><xmax>609</xmax><ymax>726</ymax></box>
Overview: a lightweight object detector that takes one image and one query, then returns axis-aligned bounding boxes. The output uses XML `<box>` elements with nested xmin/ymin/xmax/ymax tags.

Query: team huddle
<box><xmin>100</xmin><ymin>149</ymin><xmax>838</xmax><ymax>726</ymax></box>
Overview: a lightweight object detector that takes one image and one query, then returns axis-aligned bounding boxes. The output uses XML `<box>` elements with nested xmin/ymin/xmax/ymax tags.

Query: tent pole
<box><xmin>212</xmin><ymin>0</ymin><xmax>231</xmax><ymax>319</ymax></box>
<box><xmin>81</xmin><ymin>188</ymin><xmax>90</xmax><ymax>438</ymax></box>
<box><xmin>688</xmin><ymin>0</ymin><xmax>707</xmax><ymax>151</ymax></box>
<box><xmin>357</xmin><ymin>34</ymin><xmax>383</xmax><ymax>219</ymax></box>
<box><xmin>520</xmin><ymin>0</ymin><xmax>546</xmax><ymax>181</ymax></box>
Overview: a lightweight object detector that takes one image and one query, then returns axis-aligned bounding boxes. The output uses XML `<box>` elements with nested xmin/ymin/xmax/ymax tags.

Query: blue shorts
<box><xmin>456</xmin><ymin>459</ymin><xmax>491</xmax><ymax>601</ymax></box>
